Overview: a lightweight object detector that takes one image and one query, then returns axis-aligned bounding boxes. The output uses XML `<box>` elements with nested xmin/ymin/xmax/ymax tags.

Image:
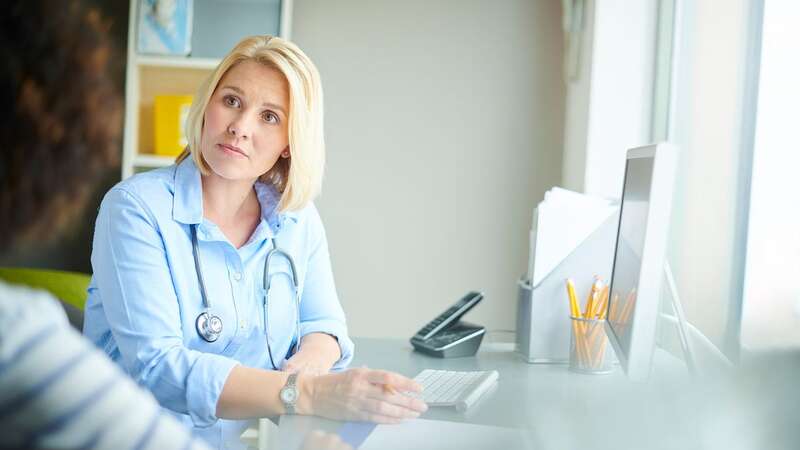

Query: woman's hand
<box><xmin>283</xmin><ymin>333</ymin><xmax>342</xmax><ymax>375</ymax></box>
<box><xmin>298</xmin><ymin>368</ymin><xmax>428</xmax><ymax>423</ymax></box>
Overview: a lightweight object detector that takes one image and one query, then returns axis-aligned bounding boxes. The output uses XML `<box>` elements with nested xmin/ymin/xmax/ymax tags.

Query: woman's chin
<box><xmin>205</xmin><ymin>160</ymin><xmax>252</xmax><ymax>182</ymax></box>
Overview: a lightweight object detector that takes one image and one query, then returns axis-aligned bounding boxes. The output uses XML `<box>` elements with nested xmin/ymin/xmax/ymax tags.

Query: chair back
<box><xmin>0</xmin><ymin>267</ymin><xmax>91</xmax><ymax>330</ymax></box>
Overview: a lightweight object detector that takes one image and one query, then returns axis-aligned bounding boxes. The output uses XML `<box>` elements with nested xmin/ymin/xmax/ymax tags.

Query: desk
<box><xmin>275</xmin><ymin>337</ymin><xmax>701</xmax><ymax>450</ymax></box>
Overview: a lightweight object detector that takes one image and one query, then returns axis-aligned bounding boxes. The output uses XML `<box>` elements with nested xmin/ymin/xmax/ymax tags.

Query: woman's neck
<box><xmin>201</xmin><ymin>173</ymin><xmax>260</xmax><ymax>228</ymax></box>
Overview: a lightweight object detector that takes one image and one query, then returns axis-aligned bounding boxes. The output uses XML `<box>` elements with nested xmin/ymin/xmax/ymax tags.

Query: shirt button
<box><xmin>233</xmin><ymin>272</ymin><xmax>242</xmax><ymax>281</ymax></box>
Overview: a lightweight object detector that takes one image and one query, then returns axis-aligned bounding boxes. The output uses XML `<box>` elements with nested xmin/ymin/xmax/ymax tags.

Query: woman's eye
<box><xmin>224</xmin><ymin>95</ymin><xmax>240</xmax><ymax>107</ymax></box>
<box><xmin>262</xmin><ymin>112</ymin><xmax>279</xmax><ymax>124</ymax></box>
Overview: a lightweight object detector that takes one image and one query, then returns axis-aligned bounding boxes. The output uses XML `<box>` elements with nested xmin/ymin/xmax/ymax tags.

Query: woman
<box><xmin>82</xmin><ymin>35</ymin><xmax>426</xmax><ymax>449</ymax></box>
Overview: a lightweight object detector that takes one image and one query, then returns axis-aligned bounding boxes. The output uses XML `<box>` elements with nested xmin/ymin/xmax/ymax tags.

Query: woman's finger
<box><xmin>357</xmin><ymin>396</ymin><xmax>421</xmax><ymax>420</ymax></box>
<box><xmin>359</xmin><ymin>383</ymin><xmax>428</xmax><ymax>413</ymax></box>
<box><xmin>382</xmin><ymin>391</ymin><xmax>428</xmax><ymax>413</ymax></box>
<box><xmin>362</xmin><ymin>369</ymin><xmax>422</xmax><ymax>393</ymax></box>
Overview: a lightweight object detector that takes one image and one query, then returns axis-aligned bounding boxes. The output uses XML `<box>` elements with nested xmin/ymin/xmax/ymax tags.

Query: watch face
<box><xmin>280</xmin><ymin>387</ymin><xmax>298</xmax><ymax>404</ymax></box>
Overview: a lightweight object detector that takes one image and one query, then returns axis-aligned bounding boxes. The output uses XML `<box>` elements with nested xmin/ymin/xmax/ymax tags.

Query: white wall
<box><xmin>292</xmin><ymin>0</ymin><xmax>565</xmax><ymax>338</ymax></box>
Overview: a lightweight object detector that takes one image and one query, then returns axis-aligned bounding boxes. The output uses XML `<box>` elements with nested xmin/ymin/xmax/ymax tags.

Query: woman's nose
<box><xmin>227</xmin><ymin>115</ymin><xmax>251</xmax><ymax>139</ymax></box>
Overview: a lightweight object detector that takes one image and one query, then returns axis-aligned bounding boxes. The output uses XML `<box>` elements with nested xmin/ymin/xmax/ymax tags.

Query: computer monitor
<box><xmin>605</xmin><ymin>143</ymin><xmax>678</xmax><ymax>381</ymax></box>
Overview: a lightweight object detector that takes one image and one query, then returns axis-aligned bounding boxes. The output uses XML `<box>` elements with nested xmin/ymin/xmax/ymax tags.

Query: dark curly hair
<box><xmin>0</xmin><ymin>0</ymin><xmax>122</xmax><ymax>251</ymax></box>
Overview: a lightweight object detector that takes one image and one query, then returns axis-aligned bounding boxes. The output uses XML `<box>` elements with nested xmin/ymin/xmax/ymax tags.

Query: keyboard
<box><xmin>411</xmin><ymin>369</ymin><xmax>499</xmax><ymax>412</ymax></box>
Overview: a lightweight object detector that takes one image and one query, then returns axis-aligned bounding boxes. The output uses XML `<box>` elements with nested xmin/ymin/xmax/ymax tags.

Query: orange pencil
<box><xmin>583</xmin><ymin>277</ymin><xmax>600</xmax><ymax>318</ymax></box>
<box><xmin>566</xmin><ymin>279</ymin><xmax>581</xmax><ymax>318</ymax></box>
<box><xmin>595</xmin><ymin>285</ymin><xmax>610</xmax><ymax>319</ymax></box>
<box><xmin>566</xmin><ymin>279</ymin><xmax>589</xmax><ymax>364</ymax></box>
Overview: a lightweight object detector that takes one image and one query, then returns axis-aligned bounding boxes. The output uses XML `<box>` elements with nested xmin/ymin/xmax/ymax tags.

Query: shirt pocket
<box><xmin>264</xmin><ymin>259</ymin><xmax>300</xmax><ymax>365</ymax></box>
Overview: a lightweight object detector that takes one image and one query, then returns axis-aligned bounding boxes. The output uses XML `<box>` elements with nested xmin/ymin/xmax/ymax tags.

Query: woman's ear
<box><xmin>281</xmin><ymin>147</ymin><xmax>290</xmax><ymax>158</ymax></box>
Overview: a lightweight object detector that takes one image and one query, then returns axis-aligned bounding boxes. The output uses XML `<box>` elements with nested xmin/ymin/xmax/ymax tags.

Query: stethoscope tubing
<box><xmin>191</xmin><ymin>224</ymin><xmax>301</xmax><ymax>367</ymax></box>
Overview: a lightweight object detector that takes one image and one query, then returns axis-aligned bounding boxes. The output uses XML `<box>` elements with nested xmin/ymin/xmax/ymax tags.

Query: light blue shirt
<box><xmin>83</xmin><ymin>157</ymin><xmax>354</xmax><ymax>449</ymax></box>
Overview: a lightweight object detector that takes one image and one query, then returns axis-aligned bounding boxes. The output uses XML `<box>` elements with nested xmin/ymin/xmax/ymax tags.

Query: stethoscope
<box><xmin>191</xmin><ymin>224</ymin><xmax>301</xmax><ymax>368</ymax></box>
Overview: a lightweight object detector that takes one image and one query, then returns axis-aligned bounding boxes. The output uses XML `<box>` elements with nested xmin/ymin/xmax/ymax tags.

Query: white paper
<box><xmin>531</xmin><ymin>187</ymin><xmax>618</xmax><ymax>287</ymax></box>
<box><xmin>360</xmin><ymin>418</ymin><xmax>529</xmax><ymax>450</ymax></box>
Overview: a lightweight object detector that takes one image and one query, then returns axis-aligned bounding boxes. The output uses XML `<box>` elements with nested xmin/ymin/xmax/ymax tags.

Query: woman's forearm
<box><xmin>215</xmin><ymin>365</ymin><xmax>314</xmax><ymax>419</ymax></box>
<box><xmin>299</xmin><ymin>332</ymin><xmax>341</xmax><ymax>366</ymax></box>
<box><xmin>216</xmin><ymin>333</ymin><xmax>339</xmax><ymax>419</ymax></box>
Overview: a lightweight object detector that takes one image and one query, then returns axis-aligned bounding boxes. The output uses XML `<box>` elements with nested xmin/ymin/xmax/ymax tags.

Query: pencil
<box><xmin>595</xmin><ymin>285</ymin><xmax>610</xmax><ymax>319</ymax></box>
<box><xmin>566</xmin><ymin>279</ymin><xmax>593</xmax><ymax>365</ymax></box>
<box><xmin>583</xmin><ymin>277</ymin><xmax>600</xmax><ymax>318</ymax></box>
<box><xmin>566</xmin><ymin>279</ymin><xmax>580</xmax><ymax>318</ymax></box>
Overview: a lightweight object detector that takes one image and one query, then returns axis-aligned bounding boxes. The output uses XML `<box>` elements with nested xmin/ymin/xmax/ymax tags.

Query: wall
<box><xmin>292</xmin><ymin>0</ymin><xmax>565</xmax><ymax>338</ymax></box>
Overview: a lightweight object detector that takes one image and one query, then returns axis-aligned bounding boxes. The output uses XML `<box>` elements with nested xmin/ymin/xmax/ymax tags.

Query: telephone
<box><xmin>410</xmin><ymin>291</ymin><xmax>485</xmax><ymax>358</ymax></box>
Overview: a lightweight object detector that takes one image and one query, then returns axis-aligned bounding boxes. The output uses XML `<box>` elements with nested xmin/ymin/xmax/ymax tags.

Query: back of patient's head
<box><xmin>0</xmin><ymin>0</ymin><xmax>121</xmax><ymax>252</ymax></box>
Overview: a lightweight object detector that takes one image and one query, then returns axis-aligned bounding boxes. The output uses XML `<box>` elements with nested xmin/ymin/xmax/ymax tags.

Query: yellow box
<box><xmin>153</xmin><ymin>95</ymin><xmax>193</xmax><ymax>156</ymax></box>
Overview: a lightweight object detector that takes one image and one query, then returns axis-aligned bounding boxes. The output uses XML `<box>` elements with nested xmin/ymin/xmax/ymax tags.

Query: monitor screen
<box><xmin>607</xmin><ymin>156</ymin><xmax>655</xmax><ymax>359</ymax></box>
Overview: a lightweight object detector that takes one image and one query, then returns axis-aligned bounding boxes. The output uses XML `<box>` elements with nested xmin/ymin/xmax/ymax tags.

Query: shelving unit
<box><xmin>121</xmin><ymin>0</ymin><xmax>293</xmax><ymax>179</ymax></box>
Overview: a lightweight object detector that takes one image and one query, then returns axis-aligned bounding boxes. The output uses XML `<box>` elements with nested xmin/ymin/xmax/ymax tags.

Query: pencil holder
<box><xmin>568</xmin><ymin>316</ymin><xmax>614</xmax><ymax>374</ymax></box>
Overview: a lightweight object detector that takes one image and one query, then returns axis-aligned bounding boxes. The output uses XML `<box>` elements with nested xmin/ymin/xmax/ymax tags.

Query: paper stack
<box><xmin>517</xmin><ymin>187</ymin><xmax>619</xmax><ymax>363</ymax></box>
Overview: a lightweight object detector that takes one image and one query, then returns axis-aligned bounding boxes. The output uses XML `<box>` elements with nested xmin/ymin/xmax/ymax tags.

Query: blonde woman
<box><xmin>83</xmin><ymin>36</ymin><xmax>426</xmax><ymax>449</ymax></box>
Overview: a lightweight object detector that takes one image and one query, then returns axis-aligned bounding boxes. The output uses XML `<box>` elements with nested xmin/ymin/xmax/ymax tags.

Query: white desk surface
<box><xmin>274</xmin><ymin>337</ymin><xmax>712</xmax><ymax>450</ymax></box>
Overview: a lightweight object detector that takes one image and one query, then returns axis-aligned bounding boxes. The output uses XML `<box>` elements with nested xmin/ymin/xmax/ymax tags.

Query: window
<box><xmin>658</xmin><ymin>0</ymin><xmax>762</xmax><ymax>359</ymax></box>
<box><xmin>741</xmin><ymin>0</ymin><xmax>800</xmax><ymax>350</ymax></box>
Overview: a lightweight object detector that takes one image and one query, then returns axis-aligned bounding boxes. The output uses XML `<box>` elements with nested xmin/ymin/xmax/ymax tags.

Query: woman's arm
<box><xmin>287</xmin><ymin>206</ymin><xmax>355</xmax><ymax>373</ymax></box>
<box><xmin>216</xmin><ymin>365</ymin><xmax>428</xmax><ymax>423</ymax></box>
<box><xmin>90</xmin><ymin>188</ymin><xmax>238</xmax><ymax>427</ymax></box>
<box><xmin>283</xmin><ymin>332</ymin><xmax>342</xmax><ymax>375</ymax></box>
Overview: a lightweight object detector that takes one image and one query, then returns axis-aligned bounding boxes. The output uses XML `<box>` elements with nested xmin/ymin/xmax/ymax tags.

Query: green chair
<box><xmin>0</xmin><ymin>267</ymin><xmax>91</xmax><ymax>330</ymax></box>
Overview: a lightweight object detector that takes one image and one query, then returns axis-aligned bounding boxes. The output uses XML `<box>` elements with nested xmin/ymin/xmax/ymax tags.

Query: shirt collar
<box><xmin>173</xmin><ymin>157</ymin><xmax>202</xmax><ymax>224</ymax></box>
<box><xmin>172</xmin><ymin>156</ymin><xmax>300</xmax><ymax>226</ymax></box>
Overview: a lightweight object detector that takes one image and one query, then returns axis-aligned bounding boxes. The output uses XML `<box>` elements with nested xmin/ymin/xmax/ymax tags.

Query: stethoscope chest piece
<box><xmin>196</xmin><ymin>311</ymin><xmax>223</xmax><ymax>343</ymax></box>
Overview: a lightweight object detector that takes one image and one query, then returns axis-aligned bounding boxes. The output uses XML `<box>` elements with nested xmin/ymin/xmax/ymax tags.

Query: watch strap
<box><xmin>282</xmin><ymin>372</ymin><xmax>298</xmax><ymax>414</ymax></box>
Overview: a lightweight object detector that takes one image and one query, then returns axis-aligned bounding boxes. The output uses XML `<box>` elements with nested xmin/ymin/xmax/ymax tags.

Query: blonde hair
<box><xmin>176</xmin><ymin>35</ymin><xmax>325</xmax><ymax>212</ymax></box>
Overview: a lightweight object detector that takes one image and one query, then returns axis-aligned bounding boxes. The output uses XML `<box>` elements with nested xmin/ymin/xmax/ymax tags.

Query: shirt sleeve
<box><xmin>297</xmin><ymin>206</ymin><xmax>354</xmax><ymax>371</ymax></box>
<box><xmin>91</xmin><ymin>187</ymin><xmax>238</xmax><ymax>428</ymax></box>
<box><xmin>0</xmin><ymin>284</ymin><xmax>212</xmax><ymax>450</ymax></box>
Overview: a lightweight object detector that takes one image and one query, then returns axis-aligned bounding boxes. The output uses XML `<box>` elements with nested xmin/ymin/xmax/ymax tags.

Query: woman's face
<box><xmin>200</xmin><ymin>60</ymin><xmax>290</xmax><ymax>183</ymax></box>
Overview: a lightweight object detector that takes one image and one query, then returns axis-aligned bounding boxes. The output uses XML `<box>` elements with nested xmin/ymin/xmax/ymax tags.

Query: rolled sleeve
<box><xmin>184</xmin><ymin>353</ymin><xmax>239</xmax><ymax>427</ymax></box>
<box><xmin>298</xmin><ymin>320</ymin><xmax>355</xmax><ymax>372</ymax></box>
<box><xmin>298</xmin><ymin>207</ymin><xmax>354</xmax><ymax>370</ymax></box>
<box><xmin>90</xmin><ymin>188</ymin><xmax>235</xmax><ymax>427</ymax></box>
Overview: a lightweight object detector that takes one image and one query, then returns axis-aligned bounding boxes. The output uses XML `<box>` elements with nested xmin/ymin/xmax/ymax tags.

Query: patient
<box><xmin>0</xmin><ymin>1</ymin><xmax>215</xmax><ymax>448</ymax></box>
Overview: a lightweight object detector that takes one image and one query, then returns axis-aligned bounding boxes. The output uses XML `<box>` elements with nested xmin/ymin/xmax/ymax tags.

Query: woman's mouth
<box><xmin>218</xmin><ymin>143</ymin><xmax>248</xmax><ymax>158</ymax></box>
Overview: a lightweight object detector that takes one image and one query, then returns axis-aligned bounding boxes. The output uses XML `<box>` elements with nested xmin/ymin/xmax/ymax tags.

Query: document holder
<box><xmin>516</xmin><ymin>215</ymin><xmax>619</xmax><ymax>363</ymax></box>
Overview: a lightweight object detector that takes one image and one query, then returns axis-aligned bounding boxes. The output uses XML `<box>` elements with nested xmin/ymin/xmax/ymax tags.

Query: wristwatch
<box><xmin>279</xmin><ymin>373</ymin><xmax>299</xmax><ymax>414</ymax></box>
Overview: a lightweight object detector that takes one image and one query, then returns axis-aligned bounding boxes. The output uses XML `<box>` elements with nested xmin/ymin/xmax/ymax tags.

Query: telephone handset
<box><xmin>410</xmin><ymin>291</ymin><xmax>486</xmax><ymax>358</ymax></box>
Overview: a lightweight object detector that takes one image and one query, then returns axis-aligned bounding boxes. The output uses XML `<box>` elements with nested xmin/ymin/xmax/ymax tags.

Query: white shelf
<box><xmin>136</xmin><ymin>54</ymin><xmax>220</xmax><ymax>70</ymax></box>
<box><xmin>133</xmin><ymin>154</ymin><xmax>176</xmax><ymax>168</ymax></box>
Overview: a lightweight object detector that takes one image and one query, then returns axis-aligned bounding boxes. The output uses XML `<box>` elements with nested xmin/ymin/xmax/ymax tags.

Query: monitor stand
<box><xmin>660</xmin><ymin>262</ymin><xmax>733</xmax><ymax>376</ymax></box>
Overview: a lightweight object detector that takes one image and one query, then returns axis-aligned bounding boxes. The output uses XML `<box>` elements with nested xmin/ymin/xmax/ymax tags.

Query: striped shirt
<box><xmin>0</xmin><ymin>281</ymin><xmax>211</xmax><ymax>450</ymax></box>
